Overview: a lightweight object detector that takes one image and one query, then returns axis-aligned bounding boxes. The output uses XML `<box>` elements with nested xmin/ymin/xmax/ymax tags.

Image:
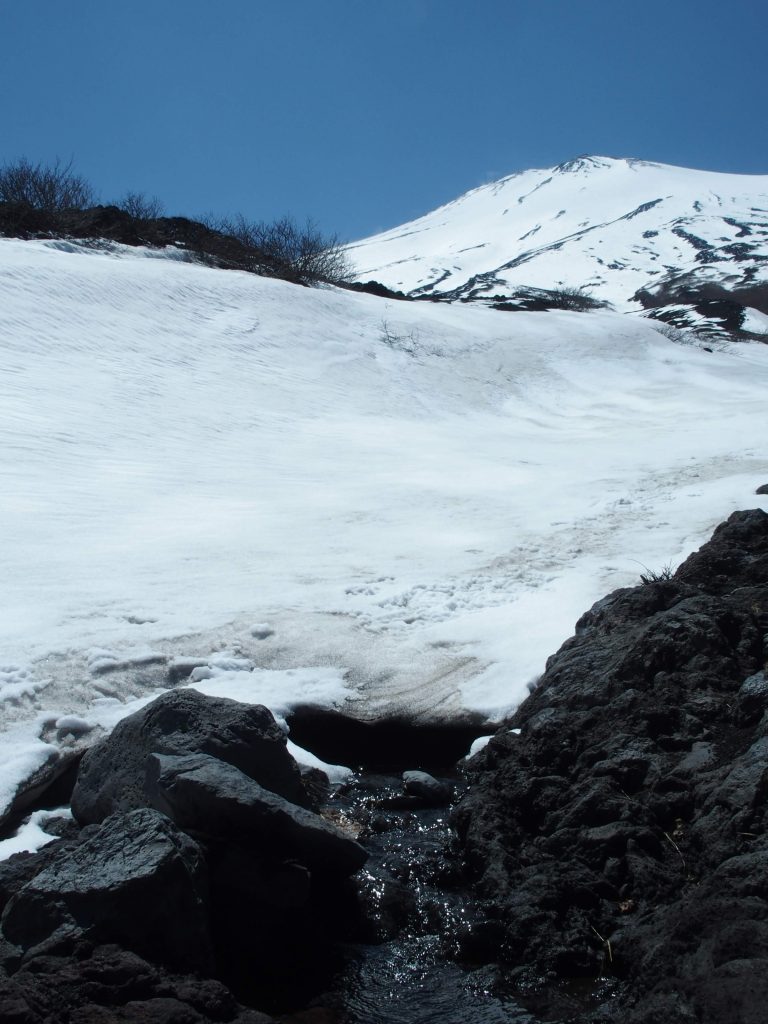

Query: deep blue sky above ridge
<box><xmin>2</xmin><ymin>0</ymin><xmax>767</xmax><ymax>241</ymax></box>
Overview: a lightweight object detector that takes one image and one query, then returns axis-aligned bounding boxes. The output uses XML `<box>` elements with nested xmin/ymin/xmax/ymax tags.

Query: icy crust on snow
<box><xmin>347</xmin><ymin>156</ymin><xmax>768</xmax><ymax>307</ymax></box>
<box><xmin>1</xmin><ymin>237</ymin><xmax>768</xmax><ymax>827</ymax></box>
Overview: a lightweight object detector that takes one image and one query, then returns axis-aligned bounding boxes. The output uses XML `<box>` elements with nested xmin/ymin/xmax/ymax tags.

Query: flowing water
<box><xmin>315</xmin><ymin>771</ymin><xmax>539</xmax><ymax>1024</ymax></box>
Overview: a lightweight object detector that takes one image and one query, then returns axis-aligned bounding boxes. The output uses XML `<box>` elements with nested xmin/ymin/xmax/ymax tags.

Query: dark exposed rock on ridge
<box><xmin>452</xmin><ymin>508</ymin><xmax>768</xmax><ymax>1023</ymax></box>
<box><xmin>0</xmin><ymin>203</ymin><xmax>347</xmax><ymax>287</ymax></box>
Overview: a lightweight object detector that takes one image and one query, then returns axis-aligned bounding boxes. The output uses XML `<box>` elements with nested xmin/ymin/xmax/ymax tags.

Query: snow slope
<box><xmin>1</xmin><ymin>236</ymin><xmax>767</xmax><ymax>835</ymax></box>
<box><xmin>348</xmin><ymin>156</ymin><xmax>768</xmax><ymax>319</ymax></box>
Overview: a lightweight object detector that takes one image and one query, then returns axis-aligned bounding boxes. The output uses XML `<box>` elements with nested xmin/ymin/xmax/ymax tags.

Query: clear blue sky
<box><xmin>2</xmin><ymin>0</ymin><xmax>767</xmax><ymax>241</ymax></box>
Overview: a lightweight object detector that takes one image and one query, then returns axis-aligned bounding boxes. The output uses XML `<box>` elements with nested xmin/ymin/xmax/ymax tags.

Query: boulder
<box><xmin>401</xmin><ymin>770</ymin><xmax>452</xmax><ymax>806</ymax></box>
<box><xmin>1</xmin><ymin>808</ymin><xmax>212</xmax><ymax>974</ymax></box>
<box><xmin>71</xmin><ymin>688</ymin><xmax>306</xmax><ymax>824</ymax></box>
<box><xmin>0</xmin><ymin>936</ymin><xmax>20</xmax><ymax>979</ymax></box>
<box><xmin>736</xmin><ymin>671</ymin><xmax>768</xmax><ymax>725</ymax></box>
<box><xmin>146</xmin><ymin>752</ymin><xmax>367</xmax><ymax>876</ymax></box>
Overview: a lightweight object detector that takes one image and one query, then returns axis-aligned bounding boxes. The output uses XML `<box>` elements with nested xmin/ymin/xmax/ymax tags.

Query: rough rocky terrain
<box><xmin>0</xmin><ymin>692</ymin><xmax>367</xmax><ymax>1022</ymax></box>
<box><xmin>452</xmin><ymin>508</ymin><xmax>768</xmax><ymax>1022</ymax></box>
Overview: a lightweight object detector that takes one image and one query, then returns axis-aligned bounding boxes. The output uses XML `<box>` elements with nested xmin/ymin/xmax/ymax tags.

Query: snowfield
<box><xmin>1</xmin><ymin>236</ymin><xmax>767</xmax><ymax>843</ymax></box>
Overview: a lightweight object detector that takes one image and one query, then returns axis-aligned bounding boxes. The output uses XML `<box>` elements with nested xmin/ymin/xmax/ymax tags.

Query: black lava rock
<box><xmin>71</xmin><ymin>688</ymin><xmax>307</xmax><ymax>824</ymax></box>
<box><xmin>451</xmin><ymin>509</ymin><xmax>768</xmax><ymax>1023</ymax></box>
<box><xmin>1</xmin><ymin>808</ymin><xmax>212</xmax><ymax>974</ymax></box>
<box><xmin>0</xmin><ymin>942</ymin><xmax>274</xmax><ymax>1023</ymax></box>
<box><xmin>402</xmin><ymin>770</ymin><xmax>453</xmax><ymax>806</ymax></box>
<box><xmin>146</xmin><ymin>751</ymin><xmax>367</xmax><ymax>876</ymax></box>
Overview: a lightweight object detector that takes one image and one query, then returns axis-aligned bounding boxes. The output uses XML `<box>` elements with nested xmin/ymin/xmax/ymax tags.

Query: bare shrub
<box><xmin>653</xmin><ymin>322</ymin><xmax>689</xmax><ymax>343</ymax></box>
<box><xmin>205</xmin><ymin>213</ymin><xmax>352</xmax><ymax>286</ymax></box>
<box><xmin>546</xmin><ymin>286</ymin><xmax>607</xmax><ymax>311</ymax></box>
<box><xmin>0</xmin><ymin>157</ymin><xmax>95</xmax><ymax>211</ymax></box>
<box><xmin>116</xmin><ymin>191</ymin><xmax>165</xmax><ymax>219</ymax></box>
<box><xmin>379</xmin><ymin>318</ymin><xmax>419</xmax><ymax>354</ymax></box>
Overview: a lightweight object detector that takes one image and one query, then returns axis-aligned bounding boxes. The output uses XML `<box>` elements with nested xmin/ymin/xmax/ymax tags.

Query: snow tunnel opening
<box><xmin>285</xmin><ymin>705</ymin><xmax>493</xmax><ymax>774</ymax></box>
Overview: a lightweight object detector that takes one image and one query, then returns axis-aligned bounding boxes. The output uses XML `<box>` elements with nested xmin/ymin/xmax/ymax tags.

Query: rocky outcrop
<box><xmin>452</xmin><ymin>509</ymin><xmax>768</xmax><ymax>1023</ymax></box>
<box><xmin>4</xmin><ymin>511</ymin><xmax>767</xmax><ymax>1022</ymax></box>
<box><xmin>0</xmin><ymin>692</ymin><xmax>368</xmax><ymax>1022</ymax></box>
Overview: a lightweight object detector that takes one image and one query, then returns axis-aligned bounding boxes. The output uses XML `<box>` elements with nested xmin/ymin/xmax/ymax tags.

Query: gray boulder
<box><xmin>1</xmin><ymin>808</ymin><xmax>212</xmax><ymax>974</ymax></box>
<box><xmin>71</xmin><ymin>688</ymin><xmax>306</xmax><ymax>824</ymax></box>
<box><xmin>402</xmin><ymin>770</ymin><xmax>452</xmax><ymax>806</ymax></box>
<box><xmin>146</xmin><ymin>752</ymin><xmax>367</xmax><ymax>876</ymax></box>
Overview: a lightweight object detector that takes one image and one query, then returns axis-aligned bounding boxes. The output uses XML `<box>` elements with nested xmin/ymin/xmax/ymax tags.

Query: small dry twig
<box><xmin>590</xmin><ymin>924</ymin><xmax>613</xmax><ymax>964</ymax></box>
<box><xmin>663</xmin><ymin>830</ymin><xmax>687</xmax><ymax>872</ymax></box>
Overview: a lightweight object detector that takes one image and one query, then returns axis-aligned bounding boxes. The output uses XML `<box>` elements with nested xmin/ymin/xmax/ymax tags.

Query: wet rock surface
<box><xmin>402</xmin><ymin>769</ymin><xmax>453</xmax><ymax>806</ymax></box>
<box><xmin>452</xmin><ymin>508</ymin><xmax>768</xmax><ymax>1022</ymax></box>
<box><xmin>2</xmin><ymin>808</ymin><xmax>212</xmax><ymax>974</ymax></box>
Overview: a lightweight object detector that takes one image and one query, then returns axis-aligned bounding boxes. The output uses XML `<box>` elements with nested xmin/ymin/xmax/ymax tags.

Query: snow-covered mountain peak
<box><xmin>348</xmin><ymin>156</ymin><xmax>768</xmax><ymax>339</ymax></box>
<box><xmin>552</xmin><ymin>154</ymin><xmax>620</xmax><ymax>174</ymax></box>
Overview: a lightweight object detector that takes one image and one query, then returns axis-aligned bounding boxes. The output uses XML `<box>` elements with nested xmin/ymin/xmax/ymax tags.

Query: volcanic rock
<box><xmin>0</xmin><ymin>808</ymin><xmax>212</xmax><ymax>974</ymax></box>
<box><xmin>146</xmin><ymin>752</ymin><xmax>367</xmax><ymax>876</ymax></box>
<box><xmin>71</xmin><ymin>688</ymin><xmax>306</xmax><ymax>824</ymax></box>
<box><xmin>452</xmin><ymin>509</ymin><xmax>768</xmax><ymax>1023</ymax></box>
<box><xmin>402</xmin><ymin>770</ymin><xmax>452</xmax><ymax>806</ymax></box>
<box><xmin>0</xmin><ymin>943</ymin><xmax>273</xmax><ymax>1024</ymax></box>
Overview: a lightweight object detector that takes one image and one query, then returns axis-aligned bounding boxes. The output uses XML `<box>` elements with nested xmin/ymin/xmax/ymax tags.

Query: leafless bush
<box><xmin>653</xmin><ymin>322</ymin><xmax>689</xmax><ymax>343</ymax></box>
<box><xmin>546</xmin><ymin>286</ymin><xmax>607</xmax><ymax>311</ymax></box>
<box><xmin>652</xmin><ymin>321</ymin><xmax>718</xmax><ymax>348</ymax></box>
<box><xmin>379</xmin><ymin>318</ymin><xmax>419</xmax><ymax>354</ymax></box>
<box><xmin>205</xmin><ymin>213</ymin><xmax>352</xmax><ymax>286</ymax></box>
<box><xmin>0</xmin><ymin>157</ymin><xmax>95</xmax><ymax>211</ymax></box>
<box><xmin>116</xmin><ymin>191</ymin><xmax>165</xmax><ymax>219</ymax></box>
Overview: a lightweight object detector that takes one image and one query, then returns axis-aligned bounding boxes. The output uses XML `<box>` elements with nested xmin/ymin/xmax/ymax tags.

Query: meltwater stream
<box><xmin>316</xmin><ymin>771</ymin><xmax>538</xmax><ymax>1024</ymax></box>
